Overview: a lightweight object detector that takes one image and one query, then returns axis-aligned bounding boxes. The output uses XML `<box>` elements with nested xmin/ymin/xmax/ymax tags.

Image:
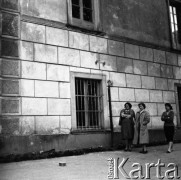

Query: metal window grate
<box><xmin>75</xmin><ymin>78</ymin><xmax>102</xmax><ymax>130</ymax></box>
<box><xmin>169</xmin><ymin>5</ymin><xmax>181</xmax><ymax>49</ymax></box>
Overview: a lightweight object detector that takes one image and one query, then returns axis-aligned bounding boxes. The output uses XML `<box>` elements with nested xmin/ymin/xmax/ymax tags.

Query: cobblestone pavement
<box><xmin>0</xmin><ymin>144</ymin><xmax>181</xmax><ymax>180</ymax></box>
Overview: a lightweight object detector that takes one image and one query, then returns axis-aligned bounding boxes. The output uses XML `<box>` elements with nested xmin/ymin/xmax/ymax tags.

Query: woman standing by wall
<box><xmin>161</xmin><ymin>103</ymin><xmax>175</xmax><ymax>153</ymax></box>
<box><xmin>119</xmin><ymin>102</ymin><xmax>135</xmax><ymax>151</ymax></box>
<box><xmin>133</xmin><ymin>102</ymin><xmax>150</xmax><ymax>154</ymax></box>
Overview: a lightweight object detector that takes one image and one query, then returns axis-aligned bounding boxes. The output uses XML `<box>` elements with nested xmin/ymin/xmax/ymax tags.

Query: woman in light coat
<box><xmin>133</xmin><ymin>102</ymin><xmax>150</xmax><ymax>154</ymax></box>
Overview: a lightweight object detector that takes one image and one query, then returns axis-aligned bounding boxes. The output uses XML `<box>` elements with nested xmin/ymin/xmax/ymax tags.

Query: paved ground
<box><xmin>0</xmin><ymin>144</ymin><xmax>181</xmax><ymax>180</ymax></box>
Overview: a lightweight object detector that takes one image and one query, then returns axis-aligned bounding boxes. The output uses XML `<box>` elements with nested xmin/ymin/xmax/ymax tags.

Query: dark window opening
<box><xmin>72</xmin><ymin>5</ymin><xmax>80</xmax><ymax>19</ymax></box>
<box><xmin>169</xmin><ymin>2</ymin><xmax>181</xmax><ymax>49</ymax></box>
<box><xmin>72</xmin><ymin>0</ymin><xmax>93</xmax><ymax>23</ymax></box>
<box><xmin>72</xmin><ymin>0</ymin><xmax>80</xmax><ymax>19</ymax></box>
<box><xmin>177</xmin><ymin>86</ymin><xmax>181</xmax><ymax>124</ymax></box>
<box><xmin>83</xmin><ymin>0</ymin><xmax>93</xmax><ymax>22</ymax></box>
<box><xmin>83</xmin><ymin>8</ymin><xmax>93</xmax><ymax>22</ymax></box>
<box><xmin>75</xmin><ymin>78</ymin><xmax>102</xmax><ymax>130</ymax></box>
<box><xmin>83</xmin><ymin>0</ymin><xmax>92</xmax><ymax>9</ymax></box>
<box><xmin>72</xmin><ymin>0</ymin><xmax>80</xmax><ymax>5</ymax></box>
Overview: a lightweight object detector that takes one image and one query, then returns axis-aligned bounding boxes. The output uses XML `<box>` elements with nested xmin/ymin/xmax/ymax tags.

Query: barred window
<box><xmin>75</xmin><ymin>78</ymin><xmax>102</xmax><ymax>130</ymax></box>
<box><xmin>169</xmin><ymin>2</ymin><xmax>181</xmax><ymax>49</ymax></box>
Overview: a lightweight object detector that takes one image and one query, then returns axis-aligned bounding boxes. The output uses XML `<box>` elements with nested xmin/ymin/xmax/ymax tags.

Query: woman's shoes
<box><xmin>124</xmin><ymin>147</ymin><xmax>132</xmax><ymax>152</ymax></box>
<box><xmin>139</xmin><ymin>150</ymin><xmax>148</xmax><ymax>154</ymax></box>
<box><xmin>128</xmin><ymin>148</ymin><xmax>132</xmax><ymax>152</ymax></box>
<box><xmin>166</xmin><ymin>150</ymin><xmax>172</xmax><ymax>153</ymax></box>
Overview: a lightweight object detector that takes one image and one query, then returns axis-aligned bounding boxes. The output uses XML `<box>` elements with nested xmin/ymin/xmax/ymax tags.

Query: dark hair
<box><xmin>165</xmin><ymin>103</ymin><xmax>173</xmax><ymax>110</ymax></box>
<box><xmin>124</xmin><ymin>102</ymin><xmax>132</xmax><ymax>109</ymax></box>
<box><xmin>138</xmin><ymin>102</ymin><xmax>146</xmax><ymax>109</ymax></box>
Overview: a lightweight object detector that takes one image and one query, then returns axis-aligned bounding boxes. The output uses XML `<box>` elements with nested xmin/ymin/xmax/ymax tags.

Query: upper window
<box><xmin>72</xmin><ymin>0</ymin><xmax>93</xmax><ymax>22</ymax></box>
<box><xmin>68</xmin><ymin>0</ymin><xmax>101</xmax><ymax>30</ymax></box>
<box><xmin>169</xmin><ymin>1</ymin><xmax>181</xmax><ymax>49</ymax></box>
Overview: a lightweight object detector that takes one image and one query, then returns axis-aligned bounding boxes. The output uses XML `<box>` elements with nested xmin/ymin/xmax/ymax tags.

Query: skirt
<box><xmin>164</xmin><ymin>125</ymin><xmax>175</xmax><ymax>142</ymax></box>
<box><xmin>121</xmin><ymin>118</ymin><xmax>134</xmax><ymax>140</ymax></box>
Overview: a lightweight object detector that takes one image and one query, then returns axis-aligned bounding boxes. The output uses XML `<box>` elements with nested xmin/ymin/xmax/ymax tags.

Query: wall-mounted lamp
<box><xmin>95</xmin><ymin>60</ymin><xmax>106</xmax><ymax>66</ymax></box>
<box><xmin>107</xmin><ymin>80</ymin><xmax>113</xmax><ymax>87</ymax></box>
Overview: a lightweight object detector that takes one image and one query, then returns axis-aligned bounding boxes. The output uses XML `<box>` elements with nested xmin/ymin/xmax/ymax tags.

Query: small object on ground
<box><xmin>59</xmin><ymin>162</ymin><xmax>66</xmax><ymax>166</ymax></box>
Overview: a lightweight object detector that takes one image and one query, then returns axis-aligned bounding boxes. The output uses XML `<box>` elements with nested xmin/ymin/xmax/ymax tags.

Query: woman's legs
<box><xmin>143</xmin><ymin>144</ymin><xmax>147</xmax><ymax>152</ymax></box>
<box><xmin>139</xmin><ymin>144</ymin><xmax>147</xmax><ymax>153</ymax></box>
<box><xmin>125</xmin><ymin>140</ymin><xmax>129</xmax><ymax>151</ymax></box>
<box><xmin>168</xmin><ymin>141</ymin><xmax>173</xmax><ymax>152</ymax></box>
<box><xmin>164</xmin><ymin>126</ymin><xmax>175</xmax><ymax>153</ymax></box>
<box><xmin>128</xmin><ymin>139</ymin><xmax>132</xmax><ymax>151</ymax></box>
<box><xmin>167</xmin><ymin>127</ymin><xmax>174</xmax><ymax>152</ymax></box>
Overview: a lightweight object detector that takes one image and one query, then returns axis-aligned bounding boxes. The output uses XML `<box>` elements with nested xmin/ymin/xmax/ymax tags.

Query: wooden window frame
<box><xmin>70</xmin><ymin>72</ymin><xmax>108</xmax><ymax>132</ymax></box>
<box><xmin>67</xmin><ymin>0</ymin><xmax>101</xmax><ymax>31</ymax></box>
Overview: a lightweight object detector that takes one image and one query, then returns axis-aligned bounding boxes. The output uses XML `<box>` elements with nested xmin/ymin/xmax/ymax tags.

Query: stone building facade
<box><xmin>0</xmin><ymin>0</ymin><xmax>181</xmax><ymax>155</ymax></box>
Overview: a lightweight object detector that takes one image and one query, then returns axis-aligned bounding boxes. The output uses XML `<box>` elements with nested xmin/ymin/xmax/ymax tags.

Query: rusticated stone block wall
<box><xmin>1</xmin><ymin>0</ymin><xmax>181</xmax><ymax>139</ymax></box>
<box><xmin>19</xmin><ymin>20</ymin><xmax>181</xmax><ymax>134</ymax></box>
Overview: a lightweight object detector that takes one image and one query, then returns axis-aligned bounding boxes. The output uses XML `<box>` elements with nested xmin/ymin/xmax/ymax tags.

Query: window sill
<box><xmin>71</xmin><ymin>129</ymin><xmax>110</xmax><ymax>135</ymax></box>
<box><xmin>66</xmin><ymin>24</ymin><xmax>106</xmax><ymax>36</ymax></box>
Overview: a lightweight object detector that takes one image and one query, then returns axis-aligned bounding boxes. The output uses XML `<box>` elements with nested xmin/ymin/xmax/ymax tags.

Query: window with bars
<box><xmin>75</xmin><ymin>78</ymin><xmax>103</xmax><ymax>130</ymax></box>
<box><xmin>169</xmin><ymin>2</ymin><xmax>181</xmax><ymax>49</ymax></box>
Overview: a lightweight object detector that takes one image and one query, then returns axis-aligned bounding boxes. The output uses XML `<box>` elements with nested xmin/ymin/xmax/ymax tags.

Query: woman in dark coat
<box><xmin>133</xmin><ymin>102</ymin><xmax>150</xmax><ymax>154</ymax></box>
<box><xmin>161</xmin><ymin>103</ymin><xmax>175</xmax><ymax>153</ymax></box>
<box><xmin>119</xmin><ymin>102</ymin><xmax>135</xmax><ymax>151</ymax></box>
